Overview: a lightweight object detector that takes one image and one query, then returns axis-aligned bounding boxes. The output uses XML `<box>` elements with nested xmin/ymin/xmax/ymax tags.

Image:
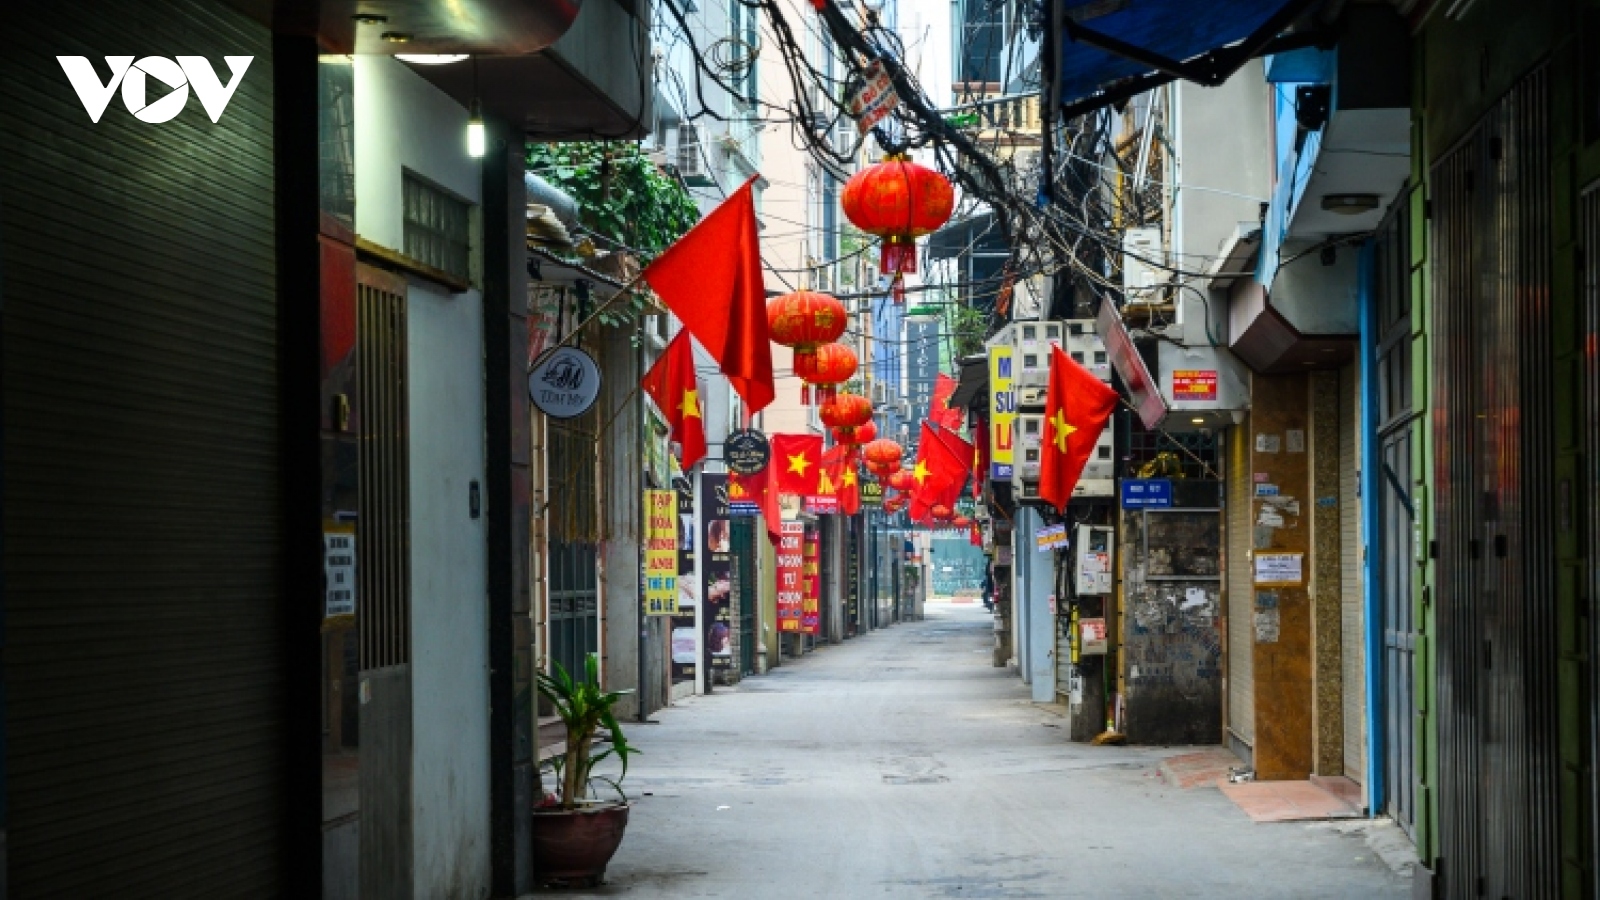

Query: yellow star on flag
<box><xmin>787</xmin><ymin>452</ymin><xmax>812</xmax><ymax>476</ymax></box>
<box><xmin>913</xmin><ymin>460</ymin><xmax>930</xmax><ymax>484</ymax></box>
<box><xmin>678</xmin><ymin>389</ymin><xmax>701</xmax><ymax>419</ymax></box>
<box><xmin>842</xmin><ymin>468</ymin><xmax>857</xmax><ymax>488</ymax></box>
<box><xmin>1049</xmin><ymin>409</ymin><xmax>1076</xmax><ymax>453</ymax></box>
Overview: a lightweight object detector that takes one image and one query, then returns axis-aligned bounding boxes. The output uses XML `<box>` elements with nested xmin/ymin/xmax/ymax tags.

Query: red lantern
<box><xmin>930</xmin><ymin>504</ymin><xmax>953</xmax><ymax>521</ymax></box>
<box><xmin>819</xmin><ymin>392</ymin><xmax>873</xmax><ymax>429</ymax></box>
<box><xmin>792</xmin><ymin>341</ymin><xmax>857</xmax><ymax>405</ymax></box>
<box><xmin>888</xmin><ymin>469</ymin><xmax>915</xmax><ymax>492</ymax></box>
<box><xmin>863</xmin><ymin>438</ymin><xmax>903</xmax><ymax>471</ymax></box>
<box><xmin>767</xmin><ymin>289</ymin><xmax>847</xmax><ymax>355</ymax></box>
<box><xmin>832</xmin><ymin>420</ymin><xmax>878</xmax><ymax>446</ymax></box>
<box><xmin>952</xmin><ymin>515</ymin><xmax>972</xmax><ymax>527</ymax></box>
<box><xmin>841</xmin><ymin>155</ymin><xmax>955</xmax><ymax>304</ymax></box>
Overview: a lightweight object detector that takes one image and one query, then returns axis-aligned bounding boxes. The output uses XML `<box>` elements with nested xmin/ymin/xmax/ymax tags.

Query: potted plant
<box><xmin>531</xmin><ymin>652</ymin><xmax>638</xmax><ymax>888</ymax></box>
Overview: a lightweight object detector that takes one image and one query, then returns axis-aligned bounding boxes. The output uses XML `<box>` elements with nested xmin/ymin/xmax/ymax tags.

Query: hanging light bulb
<box><xmin>467</xmin><ymin>98</ymin><xmax>485</xmax><ymax>158</ymax></box>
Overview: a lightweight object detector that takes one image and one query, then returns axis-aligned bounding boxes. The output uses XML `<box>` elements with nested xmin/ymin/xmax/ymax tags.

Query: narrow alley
<box><xmin>583</xmin><ymin>602</ymin><xmax>1413</xmax><ymax>899</ymax></box>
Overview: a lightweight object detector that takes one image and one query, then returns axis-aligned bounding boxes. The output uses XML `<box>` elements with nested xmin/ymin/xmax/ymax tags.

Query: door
<box><xmin>1371</xmin><ymin>191</ymin><xmax>1418</xmax><ymax>839</ymax></box>
<box><xmin>547</xmin><ymin>412</ymin><xmax>599</xmax><ymax>680</ymax></box>
<box><xmin>732</xmin><ymin>519</ymin><xmax>758</xmax><ymax>676</ymax></box>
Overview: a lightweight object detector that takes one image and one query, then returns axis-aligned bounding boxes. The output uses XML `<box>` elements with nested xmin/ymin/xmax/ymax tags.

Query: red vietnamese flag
<box><xmin>908</xmin><ymin>422</ymin><xmax>972</xmax><ymax>522</ymax></box>
<box><xmin>639</xmin><ymin>332</ymin><xmax>707</xmax><ymax>470</ymax></box>
<box><xmin>930</xmin><ymin>373</ymin><xmax>964</xmax><ymax>431</ymax></box>
<box><xmin>729</xmin><ymin>466</ymin><xmax>782</xmax><ymax>546</ymax></box>
<box><xmin>972</xmin><ymin>415</ymin><xmax>989</xmax><ymax>500</ymax></box>
<box><xmin>821</xmin><ymin>444</ymin><xmax>861</xmax><ymax>515</ymax></box>
<box><xmin>1039</xmin><ymin>343</ymin><xmax>1119</xmax><ymax>512</ymax></box>
<box><xmin>642</xmin><ymin>177</ymin><xmax>774</xmax><ymax>414</ymax></box>
<box><xmin>771</xmin><ymin>434</ymin><xmax>824</xmax><ymax>497</ymax></box>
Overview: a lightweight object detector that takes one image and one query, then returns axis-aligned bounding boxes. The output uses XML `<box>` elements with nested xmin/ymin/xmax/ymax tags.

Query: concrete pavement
<box><xmin>556</xmin><ymin>601</ymin><xmax>1413</xmax><ymax>898</ymax></box>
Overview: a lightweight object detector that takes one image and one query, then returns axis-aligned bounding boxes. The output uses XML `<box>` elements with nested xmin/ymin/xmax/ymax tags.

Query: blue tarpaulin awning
<box><xmin>1056</xmin><ymin>0</ymin><xmax>1322</xmax><ymax>118</ymax></box>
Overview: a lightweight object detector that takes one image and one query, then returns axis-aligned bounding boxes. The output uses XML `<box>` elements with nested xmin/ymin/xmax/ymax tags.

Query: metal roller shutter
<box><xmin>1225</xmin><ymin>425</ymin><xmax>1254</xmax><ymax>749</ymax></box>
<box><xmin>0</xmin><ymin>1</ymin><xmax>285</xmax><ymax>894</ymax></box>
<box><xmin>1339</xmin><ymin>364</ymin><xmax>1365</xmax><ymax>784</ymax></box>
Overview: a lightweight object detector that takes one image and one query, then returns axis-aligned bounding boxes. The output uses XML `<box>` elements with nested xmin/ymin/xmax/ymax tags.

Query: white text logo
<box><xmin>57</xmin><ymin>56</ymin><xmax>253</xmax><ymax>124</ymax></box>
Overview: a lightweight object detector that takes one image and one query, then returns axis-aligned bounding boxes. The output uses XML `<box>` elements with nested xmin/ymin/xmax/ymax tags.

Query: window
<box><xmin>403</xmin><ymin>173</ymin><xmax>473</xmax><ymax>282</ymax></box>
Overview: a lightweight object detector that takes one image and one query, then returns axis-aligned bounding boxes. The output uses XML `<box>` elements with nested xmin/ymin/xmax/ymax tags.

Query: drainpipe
<box><xmin>1357</xmin><ymin>240</ymin><xmax>1384</xmax><ymax>817</ymax></box>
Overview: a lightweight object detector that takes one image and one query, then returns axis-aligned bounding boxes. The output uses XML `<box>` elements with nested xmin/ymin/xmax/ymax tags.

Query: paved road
<box><xmin>564</xmin><ymin>601</ymin><xmax>1412</xmax><ymax>899</ymax></box>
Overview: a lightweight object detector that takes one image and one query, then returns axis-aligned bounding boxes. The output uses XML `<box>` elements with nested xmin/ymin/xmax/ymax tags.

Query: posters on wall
<box><xmin>644</xmin><ymin>490</ymin><xmax>678</xmax><ymax>615</ymax></box>
<box><xmin>670</xmin><ymin>478</ymin><xmax>697</xmax><ymax>685</ymax></box>
<box><xmin>776</xmin><ymin>521</ymin><xmax>805</xmax><ymax>632</ymax></box>
<box><xmin>323</xmin><ymin>526</ymin><xmax>355</xmax><ymax>619</ymax></box>
<box><xmin>802</xmin><ymin>527</ymin><xmax>821</xmax><ymax>634</ymax></box>
<box><xmin>701</xmin><ymin>472</ymin><xmax>735</xmax><ymax>676</ymax></box>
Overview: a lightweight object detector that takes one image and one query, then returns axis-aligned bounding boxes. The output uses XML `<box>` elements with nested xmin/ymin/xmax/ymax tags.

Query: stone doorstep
<box><xmin>1310</xmin><ymin>773</ymin><xmax>1366</xmax><ymax>812</ymax></box>
<box><xmin>1157</xmin><ymin>748</ymin><xmax>1240</xmax><ymax>790</ymax></box>
<box><xmin>1219</xmin><ymin>778</ymin><xmax>1364</xmax><ymax>823</ymax></box>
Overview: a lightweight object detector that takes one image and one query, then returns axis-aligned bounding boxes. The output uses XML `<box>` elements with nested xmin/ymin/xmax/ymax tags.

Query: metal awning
<box><xmin>948</xmin><ymin>354</ymin><xmax>990</xmax><ymax>411</ymax></box>
<box><xmin>1056</xmin><ymin>0</ymin><xmax>1324</xmax><ymax>119</ymax></box>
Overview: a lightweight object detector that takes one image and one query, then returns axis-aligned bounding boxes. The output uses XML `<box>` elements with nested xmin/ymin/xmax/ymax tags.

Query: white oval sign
<box><xmin>528</xmin><ymin>346</ymin><xmax>602</xmax><ymax>419</ymax></box>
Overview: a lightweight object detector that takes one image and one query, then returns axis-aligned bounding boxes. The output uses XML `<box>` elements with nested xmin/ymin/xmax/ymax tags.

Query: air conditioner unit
<box><xmin>1015</xmin><ymin>478</ymin><xmax>1044</xmax><ymax>504</ymax></box>
<box><xmin>676</xmin><ymin>124</ymin><xmax>712</xmax><ymax>186</ymax></box>
<box><xmin>894</xmin><ymin>399</ymin><xmax>911</xmax><ymax>419</ymax></box>
<box><xmin>872</xmin><ymin>382</ymin><xmax>891</xmax><ymax>405</ymax></box>
<box><xmin>1122</xmin><ymin>227</ymin><xmax>1163</xmax><ymax>304</ymax></box>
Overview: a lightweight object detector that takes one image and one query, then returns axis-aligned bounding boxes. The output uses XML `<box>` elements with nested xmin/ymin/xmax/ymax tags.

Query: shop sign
<box><xmin>671</xmin><ymin>481</ymin><xmax>697</xmax><ymax>685</ymax></box>
<box><xmin>1120</xmin><ymin>478</ymin><xmax>1172</xmax><ymax>509</ymax></box>
<box><xmin>528</xmin><ymin>346</ymin><xmax>601</xmax><ymax>419</ymax></box>
<box><xmin>802</xmin><ymin>527</ymin><xmax>821</xmax><ymax>634</ymax></box>
<box><xmin>644</xmin><ymin>490</ymin><xmax>678</xmax><ymax>615</ymax></box>
<box><xmin>1171</xmin><ymin>369</ymin><xmax>1218</xmax><ymax>401</ymax></box>
<box><xmin>988</xmin><ymin>344</ymin><xmax>1015</xmax><ymax>480</ymax></box>
<box><xmin>847</xmin><ymin>61</ymin><xmax>899</xmax><ymax>135</ymax></box>
<box><xmin>776</xmin><ymin>522</ymin><xmax>805</xmax><ymax>632</ymax></box>
<box><xmin>701</xmin><ymin>472</ymin><xmax>734</xmax><ymax>672</ymax></box>
<box><xmin>860</xmin><ymin>479</ymin><xmax>883</xmax><ymax>505</ymax></box>
<box><xmin>725</xmin><ymin>428</ymin><xmax>771</xmax><ymax>475</ymax></box>
<box><xmin>1034</xmin><ymin>523</ymin><xmax>1069</xmax><ymax>551</ymax></box>
<box><xmin>324</xmin><ymin>527</ymin><xmax>355</xmax><ymax>618</ymax></box>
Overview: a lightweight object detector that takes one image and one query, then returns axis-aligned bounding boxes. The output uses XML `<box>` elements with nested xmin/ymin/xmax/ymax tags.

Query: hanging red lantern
<box><xmin>952</xmin><ymin>515</ymin><xmax>972</xmax><ymax>528</ymax></box>
<box><xmin>869</xmin><ymin>463</ymin><xmax>900</xmax><ymax>480</ymax></box>
<box><xmin>832</xmin><ymin>420</ymin><xmax>878</xmax><ymax>447</ymax></box>
<box><xmin>791</xmin><ymin>341</ymin><xmax>857</xmax><ymax>405</ymax></box>
<box><xmin>841</xmin><ymin>154</ymin><xmax>955</xmax><ymax>305</ymax></box>
<box><xmin>888</xmin><ymin>469</ymin><xmax>915</xmax><ymax>492</ymax></box>
<box><xmin>930</xmin><ymin>504</ymin><xmax>953</xmax><ymax>521</ymax></box>
<box><xmin>767</xmin><ymin>289</ymin><xmax>848</xmax><ymax>355</ymax></box>
<box><xmin>863</xmin><ymin>438</ymin><xmax>903</xmax><ymax>471</ymax></box>
<box><xmin>819</xmin><ymin>391</ymin><xmax>873</xmax><ymax>429</ymax></box>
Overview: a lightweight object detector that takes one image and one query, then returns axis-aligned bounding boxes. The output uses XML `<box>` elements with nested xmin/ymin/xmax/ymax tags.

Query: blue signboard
<box><xmin>1121</xmin><ymin>478</ymin><xmax>1173</xmax><ymax>509</ymax></box>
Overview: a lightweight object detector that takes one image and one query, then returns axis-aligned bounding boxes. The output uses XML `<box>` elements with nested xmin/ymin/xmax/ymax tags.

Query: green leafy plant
<box><xmin>538</xmin><ymin>653</ymin><xmax>637</xmax><ymax>810</ymax></box>
<box><xmin>525</xmin><ymin>142</ymin><xmax>700</xmax><ymax>263</ymax></box>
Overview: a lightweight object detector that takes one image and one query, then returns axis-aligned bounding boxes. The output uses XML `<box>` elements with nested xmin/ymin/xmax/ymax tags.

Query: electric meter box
<box><xmin>1075</xmin><ymin>524</ymin><xmax>1114</xmax><ymax>595</ymax></box>
<box><xmin>1016</xmin><ymin>413</ymin><xmax>1044</xmax><ymax>480</ymax></box>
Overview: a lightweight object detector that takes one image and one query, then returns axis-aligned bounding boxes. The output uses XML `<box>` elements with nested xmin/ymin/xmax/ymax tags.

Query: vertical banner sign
<box><xmin>989</xmin><ymin>344</ymin><xmax>1015</xmax><ymax>480</ymax></box>
<box><xmin>644</xmin><ymin>490</ymin><xmax>679</xmax><ymax>615</ymax></box>
<box><xmin>904</xmin><ymin>318</ymin><xmax>941</xmax><ymax>437</ymax></box>
<box><xmin>701</xmin><ymin>472</ymin><xmax>734</xmax><ymax>675</ymax></box>
<box><xmin>671</xmin><ymin>478</ymin><xmax>697</xmax><ymax>685</ymax></box>
<box><xmin>776</xmin><ymin>521</ymin><xmax>805</xmax><ymax>632</ymax></box>
<box><xmin>802</xmin><ymin>527</ymin><xmax>821</xmax><ymax>634</ymax></box>
<box><xmin>323</xmin><ymin>526</ymin><xmax>356</xmax><ymax>619</ymax></box>
<box><xmin>847</xmin><ymin>520</ymin><xmax>860</xmax><ymax>627</ymax></box>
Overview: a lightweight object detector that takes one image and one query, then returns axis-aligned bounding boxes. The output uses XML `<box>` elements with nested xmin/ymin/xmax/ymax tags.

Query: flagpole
<box><xmin>547</xmin><ymin>268</ymin><xmax>652</xmax><ymax>354</ymax></box>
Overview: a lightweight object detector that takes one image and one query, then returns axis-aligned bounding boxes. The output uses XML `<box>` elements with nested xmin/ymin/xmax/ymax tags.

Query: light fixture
<box><xmin>352</xmin><ymin>13</ymin><xmax>388</xmax><ymax>24</ymax></box>
<box><xmin>1321</xmin><ymin>193</ymin><xmax>1380</xmax><ymax>215</ymax></box>
<box><xmin>467</xmin><ymin>98</ymin><xmax>485</xmax><ymax>158</ymax></box>
<box><xmin>1190</xmin><ymin>417</ymin><xmax>1205</xmax><ymax>425</ymax></box>
<box><xmin>380</xmin><ymin>31</ymin><xmax>414</xmax><ymax>43</ymax></box>
<box><xmin>396</xmin><ymin>54</ymin><xmax>470</xmax><ymax>65</ymax></box>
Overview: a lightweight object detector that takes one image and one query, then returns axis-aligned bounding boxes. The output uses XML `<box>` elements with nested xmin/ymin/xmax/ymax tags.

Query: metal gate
<box><xmin>732</xmin><ymin>519</ymin><xmax>758</xmax><ymax>675</ymax></box>
<box><xmin>548</xmin><ymin>415</ymin><xmax>599</xmax><ymax>680</ymax></box>
<box><xmin>1370</xmin><ymin>191</ymin><xmax>1418</xmax><ymax>839</ymax></box>
<box><xmin>1430</xmin><ymin>67</ymin><xmax>1560</xmax><ymax>899</ymax></box>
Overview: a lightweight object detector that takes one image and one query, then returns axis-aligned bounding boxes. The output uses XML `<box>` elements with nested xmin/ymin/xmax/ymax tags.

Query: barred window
<box><xmin>403</xmin><ymin>173</ymin><xmax>472</xmax><ymax>281</ymax></box>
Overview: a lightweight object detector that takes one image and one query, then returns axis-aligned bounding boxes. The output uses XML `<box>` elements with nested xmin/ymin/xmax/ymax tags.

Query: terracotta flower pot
<box><xmin>530</xmin><ymin>803</ymin><xmax>631</xmax><ymax>888</ymax></box>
